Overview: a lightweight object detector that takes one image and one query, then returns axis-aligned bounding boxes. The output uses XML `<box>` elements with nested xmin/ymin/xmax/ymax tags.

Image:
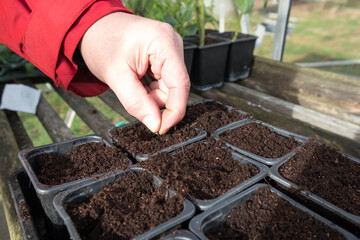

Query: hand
<box><xmin>79</xmin><ymin>12</ymin><xmax>190</xmax><ymax>134</ymax></box>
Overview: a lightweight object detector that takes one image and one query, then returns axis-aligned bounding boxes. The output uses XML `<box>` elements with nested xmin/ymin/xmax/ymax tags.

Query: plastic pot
<box><xmin>9</xmin><ymin>169</ymin><xmax>70</xmax><ymax>240</ymax></box>
<box><xmin>212</xmin><ymin>119</ymin><xmax>309</xmax><ymax>165</ymax></box>
<box><xmin>269</xmin><ymin>151</ymin><xmax>360</xmax><ymax>229</ymax></box>
<box><xmin>184</xmin><ymin>35</ymin><xmax>231</xmax><ymax>91</ymax></box>
<box><xmin>108</xmin><ymin>121</ymin><xmax>207</xmax><ymax>162</ymax></box>
<box><xmin>160</xmin><ymin>230</ymin><xmax>199</xmax><ymax>240</ymax></box>
<box><xmin>192</xmin><ymin>151</ymin><xmax>268</xmax><ymax>211</ymax></box>
<box><xmin>53</xmin><ymin>167</ymin><xmax>196</xmax><ymax>240</ymax></box>
<box><xmin>189</xmin><ymin>184</ymin><xmax>357</xmax><ymax>240</ymax></box>
<box><xmin>18</xmin><ymin>134</ymin><xmax>131</xmax><ymax>225</ymax></box>
<box><xmin>184</xmin><ymin>41</ymin><xmax>197</xmax><ymax>75</ymax></box>
<box><xmin>188</xmin><ymin>99</ymin><xmax>249</xmax><ymax>118</ymax></box>
<box><xmin>210</xmin><ymin>31</ymin><xmax>257</xmax><ymax>82</ymax></box>
<box><xmin>9</xmin><ymin>169</ymin><xmax>41</xmax><ymax>240</ymax></box>
<box><xmin>152</xmin><ymin>141</ymin><xmax>268</xmax><ymax>211</ymax></box>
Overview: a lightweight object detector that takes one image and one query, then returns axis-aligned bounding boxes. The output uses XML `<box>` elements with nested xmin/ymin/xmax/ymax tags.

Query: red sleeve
<box><xmin>0</xmin><ymin>0</ymin><xmax>133</xmax><ymax>97</ymax></box>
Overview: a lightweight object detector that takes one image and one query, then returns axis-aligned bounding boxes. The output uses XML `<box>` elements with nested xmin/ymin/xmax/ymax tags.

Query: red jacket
<box><xmin>0</xmin><ymin>0</ymin><xmax>132</xmax><ymax>97</ymax></box>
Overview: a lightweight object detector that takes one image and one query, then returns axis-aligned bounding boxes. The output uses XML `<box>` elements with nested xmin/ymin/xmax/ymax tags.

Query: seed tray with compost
<box><xmin>18</xmin><ymin>134</ymin><xmax>131</xmax><ymax>224</ymax></box>
<box><xmin>53</xmin><ymin>167</ymin><xmax>196</xmax><ymax>240</ymax></box>
<box><xmin>213</xmin><ymin>118</ymin><xmax>308</xmax><ymax>165</ymax></box>
<box><xmin>138</xmin><ymin>138</ymin><xmax>268</xmax><ymax>211</ymax></box>
<box><xmin>189</xmin><ymin>184</ymin><xmax>357</xmax><ymax>240</ymax></box>
<box><xmin>109</xmin><ymin>121</ymin><xmax>207</xmax><ymax>161</ymax></box>
<box><xmin>269</xmin><ymin>140</ymin><xmax>360</xmax><ymax>229</ymax></box>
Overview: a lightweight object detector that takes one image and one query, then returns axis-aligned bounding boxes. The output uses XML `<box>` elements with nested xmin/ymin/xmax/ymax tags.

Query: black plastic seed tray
<box><xmin>53</xmin><ymin>167</ymin><xmax>196</xmax><ymax>240</ymax></box>
<box><xmin>18</xmin><ymin>134</ymin><xmax>131</xmax><ymax>225</ymax></box>
<box><xmin>269</xmin><ymin>151</ymin><xmax>360</xmax><ymax>228</ymax></box>
<box><xmin>160</xmin><ymin>230</ymin><xmax>199</xmax><ymax>240</ymax></box>
<box><xmin>9</xmin><ymin>169</ymin><xmax>70</xmax><ymax>240</ymax></box>
<box><xmin>189</xmin><ymin>184</ymin><xmax>357</xmax><ymax>240</ymax></box>
<box><xmin>188</xmin><ymin>99</ymin><xmax>249</xmax><ymax>118</ymax></box>
<box><xmin>212</xmin><ymin>118</ymin><xmax>308</xmax><ymax>165</ymax></box>
<box><xmin>108</xmin><ymin>121</ymin><xmax>207</xmax><ymax>161</ymax></box>
<box><xmin>149</xmin><ymin>141</ymin><xmax>269</xmax><ymax>211</ymax></box>
<box><xmin>192</xmin><ymin>151</ymin><xmax>268</xmax><ymax>211</ymax></box>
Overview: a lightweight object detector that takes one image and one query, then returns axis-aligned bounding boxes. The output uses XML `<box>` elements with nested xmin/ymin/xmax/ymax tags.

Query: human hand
<box><xmin>79</xmin><ymin>12</ymin><xmax>190</xmax><ymax>134</ymax></box>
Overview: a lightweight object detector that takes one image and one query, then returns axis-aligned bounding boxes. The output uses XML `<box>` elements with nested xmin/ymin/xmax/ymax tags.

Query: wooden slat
<box><xmin>0</xmin><ymin>111</ymin><xmax>23</xmax><ymax>240</ymax></box>
<box><xmin>195</xmin><ymin>85</ymin><xmax>360</xmax><ymax>158</ymax></box>
<box><xmin>0</xmin><ymin>70</ymin><xmax>47</xmax><ymax>84</ymax></box>
<box><xmin>187</xmin><ymin>92</ymin><xmax>204</xmax><ymax>104</ymax></box>
<box><xmin>36</xmin><ymin>94</ymin><xmax>75</xmax><ymax>142</ymax></box>
<box><xmin>98</xmin><ymin>90</ymin><xmax>136</xmax><ymax>122</ymax></box>
<box><xmin>243</xmin><ymin>56</ymin><xmax>360</xmax><ymax>125</ymax></box>
<box><xmin>53</xmin><ymin>86</ymin><xmax>114</xmax><ymax>137</ymax></box>
<box><xmin>4</xmin><ymin>110</ymin><xmax>33</xmax><ymax>150</ymax></box>
<box><xmin>220</xmin><ymin>83</ymin><xmax>360</xmax><ymax>141</ymax></box>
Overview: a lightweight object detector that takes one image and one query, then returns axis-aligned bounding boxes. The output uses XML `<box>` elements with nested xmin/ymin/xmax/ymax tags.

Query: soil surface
<box><xmin>139</xmin><ymin>138</ymin><xmax>259</xmax><ymax>200</ymax></box>
<box><xmin>181</xmin><ymin>100</ymin><xmax>251</xmax><ymax>134</ymax></box>
<box><xmin>279</xmin><ymin>140</ymin><xmax>360</xmax><ymax>215</ymax></box>
<box><xmin>110</xmin><ymin>121</ymin><xmax>199</xmax><ymax>157</ymax></box>
<box><xmin>18</xmin><ymin>201</ymin><xmax>30</xmax><ymax>221</ymax></box>
<box><xmin>206</xmin><ymin>187</ymin><xmax>345</xmax><ymax>240</ymax></box>
<box><xmin>110</xmin><ymin>101</ymin><xmax>250</xmax><ymax>157</ymax></box>
<box><xmin>67</xmin><ymin>171</ymin><xmax>184</xmax><ymax>240</ymax></box>
<box><xmin>37</xmin><ymin>142</ymin><xmax>130</xmax><ymax>186</ymax></box>
<box><xmin>220</xmin><ymin>122</ymin><xmax>301</xmax><ymax>159</ymax></box>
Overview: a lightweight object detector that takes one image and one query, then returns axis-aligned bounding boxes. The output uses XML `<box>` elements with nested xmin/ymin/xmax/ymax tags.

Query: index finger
<box><xmin>158</xmin><ymin>38</ymin><xmax>191</xmax><ymax>134</ymax></box>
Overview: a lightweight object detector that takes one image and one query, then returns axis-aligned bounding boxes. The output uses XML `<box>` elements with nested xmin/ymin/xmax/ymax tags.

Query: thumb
<box><xmin>106</xmin><ymin>69</ymin><xmax>162</xmax><ymax>133</ymax></box>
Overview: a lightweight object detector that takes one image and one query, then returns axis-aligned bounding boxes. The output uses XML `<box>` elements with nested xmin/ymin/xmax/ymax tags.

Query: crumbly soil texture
<box><xmin>110</xmin><ymin>121</ymin><xmax>199</xmax><ymax>156</ymax></box>
<box><xmin>279</xmin><ymin>140</ymin><xmax>360</xmax><ymax>216</ymax></box>
<box><xmin>220</xmin><ymin>122</ymin><xmax>301</xmax><ymax>159</ymax></box>
<box><xmin>37</xmin><ymin>142</ymin><xmax>130</xmax><ymax>186</ymax></box>
<box><xmin>110</xmin><ymin>101</ymin><xmax>250</xmax><ymax>157</ymax></box>
<box><xmin>139</xmin><ymin>138</ymin><xmax>259</xmax><ymax>201</ymax></box>
<box><xmin>67</xmin><ymin>171</ymin><xmax>184</xmax><ymax>240</ymax></box>
<box><xmin>181</xmin><ymin>101</ymin><xmax>251</xmax><ymax>134</ymax></box>
<box><xmin>206</xmin><ymin>187</ymin><xmax>345</xmax><ymax>240</ymax></box>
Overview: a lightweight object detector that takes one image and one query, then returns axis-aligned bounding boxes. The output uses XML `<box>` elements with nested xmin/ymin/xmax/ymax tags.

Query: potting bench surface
<box><xmin>1</xmin><ymin>56</ymin><xmax>360</xmax><ymax>240</ymax></box>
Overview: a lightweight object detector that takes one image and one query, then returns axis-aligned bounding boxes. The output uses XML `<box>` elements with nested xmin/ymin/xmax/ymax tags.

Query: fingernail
<box><xmin>143</xmin><ymin>115</ymin><xmax>160</xmax><ymax>133</ymax></box>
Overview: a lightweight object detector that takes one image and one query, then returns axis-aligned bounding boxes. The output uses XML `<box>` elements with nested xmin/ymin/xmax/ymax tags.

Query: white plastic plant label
<box><xmin>0</xmin><ymin>83</ymin><xmax>41</xmax><ymax>114</ymax></box>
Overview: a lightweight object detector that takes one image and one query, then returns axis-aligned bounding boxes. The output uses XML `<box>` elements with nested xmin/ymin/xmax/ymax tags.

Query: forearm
<box><xmin>0</xmin><ymin>0</ymin><xmax>132</xmax><ymax>97</ymax></box>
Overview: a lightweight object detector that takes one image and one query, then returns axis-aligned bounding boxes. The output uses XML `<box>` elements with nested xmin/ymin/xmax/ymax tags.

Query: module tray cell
<box><xmin>189</xmin><ymin>184</ymin><xmax>357</xmax><ymax>240</ymax></box>
<box><xmin>53</xmin><ymin>167</ymin><xmax>196</xmax><ymax>240</ymax></box>
<box><xmin>18</xmin><ymin>134</ymin><xmax>131</xmax><ymax>225</ymax></box>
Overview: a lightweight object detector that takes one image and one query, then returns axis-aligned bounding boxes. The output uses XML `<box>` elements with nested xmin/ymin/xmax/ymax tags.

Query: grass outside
<box><xmin>2</xmin><ymin>1</ymin><xmax>360</xmax><ymax>146</ymax></box>
<box><xmin>250</xmin><ymin>1</ymin><xmax>360</xmax><ymax>76</ymax></box>
<box><xmin>17</xmin><ymin>84</ymin><xmax>128</xmax><ymax>146</ymax></box>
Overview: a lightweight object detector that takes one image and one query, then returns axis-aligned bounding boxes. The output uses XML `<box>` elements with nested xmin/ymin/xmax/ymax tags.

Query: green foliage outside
<box><xmin>124</xmin><ymin>0</ymin><xmax>198</xmax><ymax>38</ymax></box>
<box><xmin>148</xmin><ymin>0</ymin><xmax>198</xmax><ymax>38</ymax></box>
<box><xmin>195</xmin><ymin>0</ymin><xmax>218</xmax><ymax>46</ymax></box>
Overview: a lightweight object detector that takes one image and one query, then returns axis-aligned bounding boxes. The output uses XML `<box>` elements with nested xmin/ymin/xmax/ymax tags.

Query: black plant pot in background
<box><xmin>183</xmin><ymin>41</ymin><xmax>197</xmax><ymax>75</ymax></box>
<box><xmin>210</xmin><ymin>31</ymin><xmax>257</xmax><ymax>82</ymax></box>
<box><xmin>184</xmin><ymin>35</ymin><xmax>230</xmax><ymax>91</ymax></box>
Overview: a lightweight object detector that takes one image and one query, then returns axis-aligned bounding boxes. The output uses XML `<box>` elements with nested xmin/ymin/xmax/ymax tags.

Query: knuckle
<box><xmin>159</xmin><ymin>22</ymin><xmax>175</xmax><ymax>33</ymax></box>
<box><xmin>123</xmin><ymin>99</ymin><xmax>143</xmax><ymax>117</ymax></box>
<box><xmin>183</xmin><ymin>76</ymin><xmax>191</xmax><ymax>91</ymax></box>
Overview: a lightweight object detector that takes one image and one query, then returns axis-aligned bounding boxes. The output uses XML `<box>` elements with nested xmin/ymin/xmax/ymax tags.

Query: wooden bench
<box><xmin>1</xmin><ymin>56</ymin><xmax>359</xmax><ymax>239</ymax></box>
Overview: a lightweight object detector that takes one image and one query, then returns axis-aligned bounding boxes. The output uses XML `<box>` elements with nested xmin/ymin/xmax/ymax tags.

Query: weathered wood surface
<box><xmin>98</xmin><ymin>90</ymin><xmax>137</xmax><ymax>122</ymax></box>
<box><xmin>214</xmin><ymin>83</ymin><xmax>360</xmax><ymax>141</ymax></box>
<box><xmin>0</xmin><ymin>111</ymin><xmax>24</xmax><ymax>240</ymax></box>
<box><xmin>187</xmin><ymin>92</ymin><xmax>204</xmax><ymax>104</ymax></box>
<box><xmin>195</xmin><ymin>87</ymin><xmax>360</xmax><ymax>158</ymax></box>
<box><xmin>243</xmin><ymin>56</ymin><xmax>360</xmax><ymax>125</ymax></box>
<box><xmin>54</xmin><ymin>86</ymin><xmax>114</xmax><ymax>137</ymax></box>
<box><xmin>4</xmin><ymin>110</ymin><xmax>33</xmax><ymax>150</ymax></box>
<box><xmin>36</xmin><ymin>94</ymin><xmax>75</xmax><ymax>142</ymax></box>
